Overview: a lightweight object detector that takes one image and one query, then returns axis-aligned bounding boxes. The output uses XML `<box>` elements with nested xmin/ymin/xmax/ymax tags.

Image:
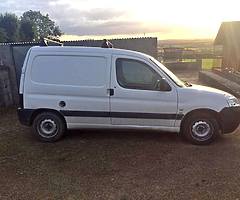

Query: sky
<box><xmin>0</xmin><ymin>0</ymin><xmax>240</xmax><ymax>40</ymax></box>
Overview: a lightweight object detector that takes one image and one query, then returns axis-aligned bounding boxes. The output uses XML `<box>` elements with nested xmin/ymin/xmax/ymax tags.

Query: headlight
<box><xmin>226</xmin><ymin>95</ymin><xmax>240</xmax><ymax>107</ymax></box>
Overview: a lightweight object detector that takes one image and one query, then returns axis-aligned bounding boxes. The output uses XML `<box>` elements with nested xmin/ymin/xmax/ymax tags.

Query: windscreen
<box><xmin>149</xmin><ymin>57</ymin><xmax>185</xmax><ymax>87</ymax></box>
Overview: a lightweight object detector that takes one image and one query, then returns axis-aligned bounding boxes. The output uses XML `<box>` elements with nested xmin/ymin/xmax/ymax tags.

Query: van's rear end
<box><xmin>18</xmin><ymin>48</ymin><xmax>32</xmax><ymax>126</ymax></box>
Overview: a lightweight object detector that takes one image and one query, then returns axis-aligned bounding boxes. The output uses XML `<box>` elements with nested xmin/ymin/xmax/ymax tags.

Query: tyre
<box><xmin>182</xmin><ymin>112</ymin><xmax>220</xmax><ymax>145</ymax></box>
<box><xmin>32</xmin><ymin>111</ymin><xmax>66</xmax><ymax>142</ymax></box>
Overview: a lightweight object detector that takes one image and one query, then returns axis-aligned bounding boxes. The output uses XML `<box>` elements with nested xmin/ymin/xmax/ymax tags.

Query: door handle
<box><xmin>107</xmin><ymin>88</ymin><xmax>114</xmax><ymax>96</ymax></box>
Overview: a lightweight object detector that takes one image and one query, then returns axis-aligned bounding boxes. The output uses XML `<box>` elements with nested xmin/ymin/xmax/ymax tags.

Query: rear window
<box><xmin>31</xmin><ymin>55</ymin><xmax>107</xmax><ymax>87</ymax></box>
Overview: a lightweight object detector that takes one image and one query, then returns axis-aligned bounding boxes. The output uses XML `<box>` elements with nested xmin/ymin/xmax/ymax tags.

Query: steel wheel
<box><xmin>38</xmin><ymin>119</ymin><xmax>58</xmax><ymax>138</ymax></box>
<box><xmin>191</xmin><ymin>120</ymin><xmax>213</xmax><ymax>142</ymax></box>
<box><xmin>182</xmin><ymin>112</ymin><xmax>220</xmax><ymax>145</ymax></box>
<box><xmin>33</xmin><ymin>111</ymin><xmax>66</xmax><ymax>142</ymax></box>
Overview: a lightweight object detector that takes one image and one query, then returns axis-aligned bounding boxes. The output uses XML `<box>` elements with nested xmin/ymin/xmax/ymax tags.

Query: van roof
<box><xmin>30</xmin><ymin>46</ymin><xmax>150</xmax><ymax>58</ymax></box>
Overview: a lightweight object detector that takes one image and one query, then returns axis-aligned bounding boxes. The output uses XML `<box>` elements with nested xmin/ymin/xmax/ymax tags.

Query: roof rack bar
<box><xmin>40</xmin><ymin>38</ymin><xmax>63</xmax><ymax>46</ymax></box>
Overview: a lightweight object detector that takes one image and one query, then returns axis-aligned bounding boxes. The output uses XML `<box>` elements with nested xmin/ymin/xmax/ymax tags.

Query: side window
<box><xmin>31</xmin><ymin>55</ymin><xmax>107</xmax><ymax>86</ymax></box>
<box><xmin>116</xmin><ymin>58</ymin><xmax>161</xmax><ymax>90</ymax></box>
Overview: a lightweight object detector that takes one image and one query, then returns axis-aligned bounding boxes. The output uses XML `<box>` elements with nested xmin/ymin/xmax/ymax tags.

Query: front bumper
<box><xmin>219</xmin><ymin>107</ymin><xmax>240</xmax><ymax>133</ymax></box>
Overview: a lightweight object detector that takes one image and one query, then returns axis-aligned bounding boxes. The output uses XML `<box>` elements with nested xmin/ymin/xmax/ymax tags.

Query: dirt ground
<box><xmin>1</xmin><ymin>71</ymin><xmax>240</xmax><ymax>200</ymax></box>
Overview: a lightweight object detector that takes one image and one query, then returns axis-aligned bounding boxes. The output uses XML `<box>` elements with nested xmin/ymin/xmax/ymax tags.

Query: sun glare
<box><xmin>59</xmin><ymin>0</ymin><xmax>240</xmax><ymax>40</ymax></box>
<box><xmin>131</xmin><ymin>0</ymin><xmax>240</xmax><ymax>38</ymax></box>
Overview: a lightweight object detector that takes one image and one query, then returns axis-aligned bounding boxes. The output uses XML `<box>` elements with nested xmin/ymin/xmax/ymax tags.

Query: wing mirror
<box><xmin>156</xmin><ymin>78</ymin><xmax>171</xmax><ymax>91</ymax></box>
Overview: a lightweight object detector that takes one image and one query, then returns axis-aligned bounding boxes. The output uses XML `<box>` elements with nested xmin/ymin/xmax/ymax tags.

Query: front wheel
<box><xmin>182</xmin><ymin>112</ymin><xmax>220</xmax><ymax>145</ymax></box>
<box><xmin>32</xmin><ymin>112</ymin><xmax>66</xmax><ymax>142</ymax></box>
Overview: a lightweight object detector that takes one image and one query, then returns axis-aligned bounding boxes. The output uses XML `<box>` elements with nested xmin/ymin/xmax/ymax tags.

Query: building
<box><xmin>214</xmin><ymin>21</ymin><xmax>240</xmax><ymax>71</ymax></box>
<box><xmin>63</xmin><ymin>37</ymin><xmax>157</xmax><ymax>58</ymax></box>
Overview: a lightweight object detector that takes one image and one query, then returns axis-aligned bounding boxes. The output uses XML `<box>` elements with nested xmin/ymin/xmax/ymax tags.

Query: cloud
<box><xmin>0</xmin><ymin>0</ymin><xmax>174</xmax><ymax>36</ymax></box>
<box><xmin>0</xmin><ymin>0</ymin><xmax>51</xmax><ymax>15</ymax></box>
<box><xmin>82</xmin><ymin>9</ymin><xmax>126</xmax><ymax>21</ymax></box>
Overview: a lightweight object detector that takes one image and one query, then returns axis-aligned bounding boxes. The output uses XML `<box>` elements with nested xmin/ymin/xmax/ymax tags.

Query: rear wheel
<box><xmin>32</xmin><ymin>112</ymin><xmax>66</xmax><ymax>142</ymax></box>
<box><xmin>182</xmin><ymin>112</ymin><xmax>220</xmax><ymax>145</ymax></box>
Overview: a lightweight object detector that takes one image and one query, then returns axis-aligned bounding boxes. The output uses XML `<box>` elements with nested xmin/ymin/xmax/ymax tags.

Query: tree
<box><xmin>0</xmin><ymin>27</ymin><xmax>7</xmax><ymax>42</ymax></box>
<box><xmin>0</xmin><ymin>13</ymin><xmax>19</xmax><ymax>42</ymax></box>
<box><xmin>53</xmin><ymin>26</ymin><xmax>62</xmax><ymax>37</ymax></box>
<box><xmin>19</xmin><ymin>19</ymin><xmax>34</xmax><ymax>41</ymax></box>
<box><xmin>21</xmin><ymin>10</ymin><xmax>62</xmax><ymax>41</ymax></box>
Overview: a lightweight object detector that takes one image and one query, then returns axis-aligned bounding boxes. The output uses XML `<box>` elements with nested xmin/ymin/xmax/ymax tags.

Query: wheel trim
<box><xmin>37</xmin><ymin>119</ymin><xmax>58</xmax><ymax>138</ymax></box>
<box><xmin>191</xmin><ymin>120</ymin><xmax>213</xmax><ymax>141</ymax></box>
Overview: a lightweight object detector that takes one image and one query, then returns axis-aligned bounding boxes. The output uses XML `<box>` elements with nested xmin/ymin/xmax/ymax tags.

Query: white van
<box><xmin>18</xmin><ymin>46</ymin><xmax>240</xmax><ymax>144</ymax></box>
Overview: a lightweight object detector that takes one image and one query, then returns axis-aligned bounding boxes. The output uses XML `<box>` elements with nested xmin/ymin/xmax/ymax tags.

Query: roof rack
<box><xmin>39</xmin><ymin>38</ymin><xmax>63</xmax><ymax>46</ymax></box>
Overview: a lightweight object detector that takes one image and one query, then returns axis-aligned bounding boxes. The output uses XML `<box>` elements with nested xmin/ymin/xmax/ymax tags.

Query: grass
<box><xmin>202</xmin><ymin>59</ymin><xmax>222</xmax><ymax>70</ymax></box>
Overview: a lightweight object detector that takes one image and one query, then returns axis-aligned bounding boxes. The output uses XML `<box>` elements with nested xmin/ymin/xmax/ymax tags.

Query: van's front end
<box><xmin>170</xmin><ymin>79</ymin><xmax>240</xmax><ymax>145</ymax></box>
<box><xmin>151</xmin><ymin>57</ymin><xmax>240</xmax><ymax>144</ymax></box>
<box><xmin>178</xmin><ymin>84</ymin><xmax>240</xmax><ymax>135</ymax></box>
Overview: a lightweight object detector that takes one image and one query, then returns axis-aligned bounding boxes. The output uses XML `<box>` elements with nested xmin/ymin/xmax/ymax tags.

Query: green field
<box><xmin>202</xmin><ymin>59</ymin><xmax>222</xmax><ymax>70</ymax></box>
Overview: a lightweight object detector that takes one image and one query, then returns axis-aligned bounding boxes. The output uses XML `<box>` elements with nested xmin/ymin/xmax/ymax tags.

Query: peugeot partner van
<box><xmin>18</xmin><ymin>46</ymin><xmax>240</xmax><ymax>144</ymax></box>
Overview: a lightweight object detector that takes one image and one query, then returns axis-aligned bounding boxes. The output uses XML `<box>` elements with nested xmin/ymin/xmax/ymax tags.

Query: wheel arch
<box><xmin>180</xmin><ymin>108</ymin><xmax>222</xmax><ymax>133</ymax></box>
<box><xmin>30</xmin><ymin>108</ymin><xmax>66</xmax><ymax>126</ymax></box>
